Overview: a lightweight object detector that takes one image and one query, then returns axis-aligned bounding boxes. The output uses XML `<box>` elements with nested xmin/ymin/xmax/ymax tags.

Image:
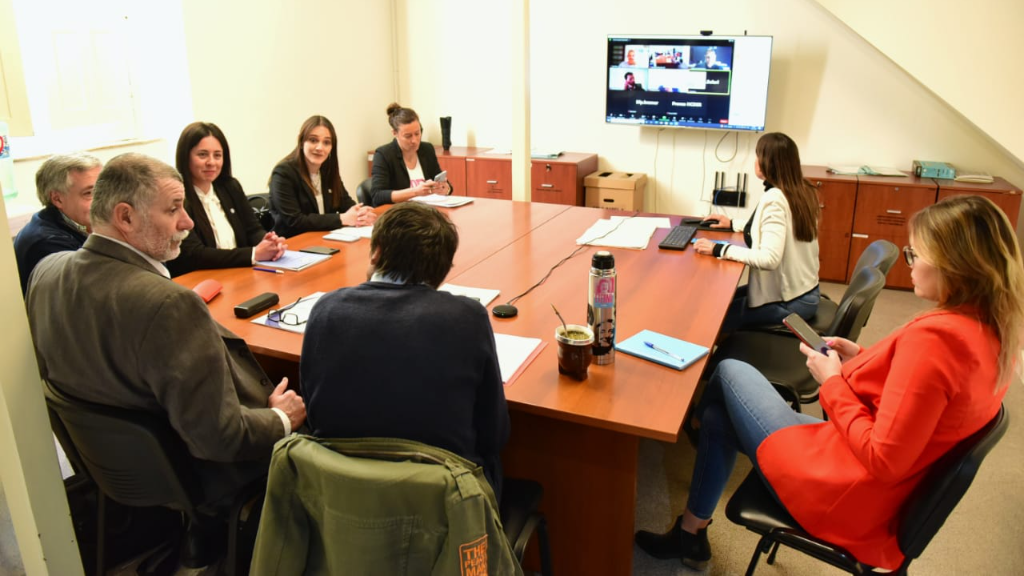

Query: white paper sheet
<box><xmin>439</xmin><ymin>283</ymin><xmax>500</xmax><ymax>307</ymax></box>
<box><xmin>576</xmin><ymin>217</ymin><xmax>666</xmax><ymax>249</ymax></box>
<box><xmin>251</xmin><ymin>292</ymin><xmax>325</xmax><ymax>334</ymax></box>
<box><xmin>494</xmin><ymin>333</ymin><xmax>543</xmax><ymax>384</ymax></box>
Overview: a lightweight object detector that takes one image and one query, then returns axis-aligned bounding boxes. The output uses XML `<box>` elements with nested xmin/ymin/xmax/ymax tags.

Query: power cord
<box><xmin>495</xmin><ymin>212</ymin><xmax>640</xmax><ymax>317</ymax></box>
<box><xmin>714</xmin><ymin>130</ymin><xmax>739</xmax><ymax>163</ymax></box>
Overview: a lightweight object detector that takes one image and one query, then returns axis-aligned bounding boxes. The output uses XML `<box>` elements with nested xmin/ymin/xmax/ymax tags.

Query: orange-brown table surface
<box><xmin>175</xmin><ymin>198</ymin><xmax>745</xmax><ymax>575</ymax></box>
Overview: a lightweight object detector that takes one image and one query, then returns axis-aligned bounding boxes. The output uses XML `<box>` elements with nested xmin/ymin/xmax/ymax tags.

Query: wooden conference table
<box><xmin>176</xmin><ymin>198</ymin><xmax>744</xmax><ymax>575</ymax></box>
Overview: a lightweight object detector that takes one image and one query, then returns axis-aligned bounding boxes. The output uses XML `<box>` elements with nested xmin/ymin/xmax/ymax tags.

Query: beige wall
<box><xmin>814</xmin><ymin>0</ymin><xmax>1024</xmax><ymax>165</ymax></box>
<box><xmin>180</xmin><ymin>0</ymin><xmax>396</xmax><ymax>197</ymax></box>
<box><xmin>397</xmin><ymin>0</ymin><xmax>1024</xmax><ymax>238</ymax></box>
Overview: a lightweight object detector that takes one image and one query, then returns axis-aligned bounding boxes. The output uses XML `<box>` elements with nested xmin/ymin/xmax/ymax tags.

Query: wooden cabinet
<box><xmin>370</xmin><ymin>147</ymin><xmax>599</xmax><ymax>205</ymax></box>
<box><xmin>466</xmin><ymin>157</ymin><xmax>513</xmax><ymax>200</ymax></box>
<box><xmin>804</xmin><ymin>166</ymin><xmax>856</xmax><ymax>283</ymax></box>
<box><xmin>436</xmin><ymin>146</ymin><xmax>490</xmax><ymax>197</ymax></box>
<box><xmin>934</xmin><ymin>177</ymin><xmax>1021</xmax><ymax>228</ymax></box>
<box><xmin>458</xmin><ymin>149</ymin><xmax>598</xmax><ymax>205</ymax></box>
<box><xmin>807</xmin><ymin>166</ymin><xmax>1022</xmax><ymax>291</ymax></box>
<box><xmin>849</xmin><ymin>174</ymin><xmax>936</xmax><ymax>289</ymax></box>
<box><xmin>530</xmin><ymin>153</ymin><xmax>599</xmax><ymax>206</ymax></box>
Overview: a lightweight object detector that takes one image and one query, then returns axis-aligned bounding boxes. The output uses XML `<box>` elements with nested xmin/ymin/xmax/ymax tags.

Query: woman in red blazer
<box><xmin>636</xmin><ymin>194</ymin><xmax>1024</xmax><ymax>571</ymax></box>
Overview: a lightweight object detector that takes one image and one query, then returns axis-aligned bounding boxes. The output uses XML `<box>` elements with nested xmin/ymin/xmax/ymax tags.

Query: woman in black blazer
<box><xmin>167</xmin><ymin>122</ymin><xmax>287</xmax><ymax>277</ymax></box>
<box><xmin>269</xmin><ymin>115</ymin><xmax>376</xmax><ymax>237</ymax></box>
<box><xmin>369</xmin><ymin>103</ymin><xmax>453</xmax><ymax>207</ymax></box>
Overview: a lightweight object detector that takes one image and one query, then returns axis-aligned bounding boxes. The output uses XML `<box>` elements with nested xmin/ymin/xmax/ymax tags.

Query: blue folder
<box><xmin>615</xmin><ymin>329</ymin><xmax>710</xmax><ymax>371</ymax></box>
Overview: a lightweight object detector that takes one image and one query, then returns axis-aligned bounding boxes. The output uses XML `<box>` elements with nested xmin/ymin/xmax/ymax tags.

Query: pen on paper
<box><xmin>645</xmin><ymin>341</ymin><xmax>684</xmax><ymax>362</ymax></box>
<box><xmin>253</xmin><ymin>267</ymin><xmax>284</xmax><ymax>274</ymax></box>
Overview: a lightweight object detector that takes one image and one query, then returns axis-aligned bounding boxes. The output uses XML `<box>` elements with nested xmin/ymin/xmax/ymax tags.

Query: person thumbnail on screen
<box><xmin>609</xmin><ymin>68</ymin><xmax>648</xmax><ymax>91</ymax></box>
<box><xmin>619</xmin><ymin>45</ymin><xmax>648</xmax><ymax>67</ymax></box>
<box><xmin>694</xmin><ymin>46</ymin><xmax>732</xmax><ymax>70</ymax></box>
<box><xmin>650</xmin><ymin>46</ymin><xmax>691</xmax><ymax>69</ymax></box>
<box><xmin>623</xmin><ymin>72</ymin><xmax>644</xmax><ymax>91</ymax></box>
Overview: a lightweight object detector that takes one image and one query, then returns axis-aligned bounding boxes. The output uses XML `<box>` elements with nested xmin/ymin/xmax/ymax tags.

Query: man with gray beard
<box><xmin>26</xmin><ymin>153</ymin><xmax>304</xmax><ymax>472</ymax></box>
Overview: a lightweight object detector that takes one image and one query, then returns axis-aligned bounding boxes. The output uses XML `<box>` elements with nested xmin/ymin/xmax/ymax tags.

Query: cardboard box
<box><xmin>585</xmin><ymin>171</ymin><xmax>647</xmax><ymax>210</ymax></box>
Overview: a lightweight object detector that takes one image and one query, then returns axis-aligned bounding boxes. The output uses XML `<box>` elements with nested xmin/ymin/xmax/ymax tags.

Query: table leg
<box><xmin>503</xmin><ymin>410</ymin><xmax>639</xmax><ymax>576</ymax></box>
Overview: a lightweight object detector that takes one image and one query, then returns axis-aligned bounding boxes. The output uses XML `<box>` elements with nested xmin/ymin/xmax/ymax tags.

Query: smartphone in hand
<box><xmin>432</xmin><ymin>170</ymin><xmax>448</xmax><ymax>185</ymax></box>
<box><xmin>783</xmin><ymin>312</ymin><xmax>831</xmax><ymax>356</ymax></box>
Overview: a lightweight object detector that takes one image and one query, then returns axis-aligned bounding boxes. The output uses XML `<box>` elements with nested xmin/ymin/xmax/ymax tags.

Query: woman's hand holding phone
<box><xmin>799</xmin><ymin>342</ymin><xmax>843</xmax><ymax>384</ymax></box>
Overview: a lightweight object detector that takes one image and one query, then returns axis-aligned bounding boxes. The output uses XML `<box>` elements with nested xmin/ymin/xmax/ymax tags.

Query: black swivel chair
<box><xmin>247</xmin><ymin>193</ymin><xmax>275</xmax><ymax>231</ymax></box>
<box><xmin>755</xmin><ymin>239</ymin><xmax>899</xmax><ymax>337</ymax></box>
<box><xmin>43</xmin><ymin>379</ymin><xmax>262</xmax><ymax>576</ymax></box>
<box><xmin>501</xmin><ymin>478</ymin><xmax>554</xmax><ymax>576</ymax></box>
<box><xmin>355</xmin><ymin>177</ymin><xmax>374</xmax><ymax>207</ymax></box>
<box><xmin>809</xmin><ymin>239</ymin><xmax>899</xmax><ymax>333</ymax></box>
<box><xmin>725</xmin><ymin>405</ymin><xmax>1008</xmax><ymax>576</ymax></box>
<box><xmin>709</xmin><ymin>266</ymin><xmax>887</xmax><ymax>411</ymax></box>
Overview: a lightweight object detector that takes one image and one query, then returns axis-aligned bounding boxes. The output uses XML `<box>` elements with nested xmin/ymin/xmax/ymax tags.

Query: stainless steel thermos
<box><xmin>588</xmin><ymin>251</ymin><xmax>616</xmax><ymax>365</ymax></box>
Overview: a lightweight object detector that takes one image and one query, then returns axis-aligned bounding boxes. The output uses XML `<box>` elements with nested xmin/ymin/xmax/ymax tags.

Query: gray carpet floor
<box><xmin>633</xmin><ymin>282</ymin><xmax>1024</xmax><ymax>575</ymax></box>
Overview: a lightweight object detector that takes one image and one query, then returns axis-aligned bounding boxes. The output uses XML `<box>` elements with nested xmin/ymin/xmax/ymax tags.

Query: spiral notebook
<box><xmin>615</xmin><ymin>329</ymin><xmax>709</xmax><ymax>371</ymax></box>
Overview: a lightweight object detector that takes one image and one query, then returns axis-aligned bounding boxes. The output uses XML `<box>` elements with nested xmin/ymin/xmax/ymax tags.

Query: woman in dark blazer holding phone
<box><xmin>369</xmin><ymin>103</ymin><xmax>452</xmax><ymax>207</ymax></box>
<box><xmin>167</xmin><ymin>122</ymin><xmax>287</xmax><ymax>277</ymax></box>
<box><xmin>269</xmin><ymin>115</ymin><xmax>376</xmax><ymax>237</ymax></box>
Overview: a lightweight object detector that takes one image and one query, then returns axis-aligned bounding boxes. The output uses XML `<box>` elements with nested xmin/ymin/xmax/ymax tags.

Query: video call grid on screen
<box><xmin>606</xmin><ymin>35</ymin><xmax>772</xmax><ymax>132</ymax></box>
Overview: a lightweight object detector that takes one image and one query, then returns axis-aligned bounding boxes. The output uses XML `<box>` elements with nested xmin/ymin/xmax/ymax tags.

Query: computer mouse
<box><xmin>700</xmin><ymin>218</ymin><xmax>720</xmax><ymax>227</ymax></box>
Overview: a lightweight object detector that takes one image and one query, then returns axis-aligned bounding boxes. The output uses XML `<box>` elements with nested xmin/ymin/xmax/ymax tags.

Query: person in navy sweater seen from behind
<box><xmin>300</xmin><ymin>202</ymin><xmax>509</xmax><ymax>498</ymax></box>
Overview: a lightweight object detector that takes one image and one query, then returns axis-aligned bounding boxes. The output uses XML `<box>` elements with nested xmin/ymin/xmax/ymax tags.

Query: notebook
<box><xmin>255</xmin><ymin>250</ymin><xmax>331</xmax><ymax>271</ymax></box>
<box><xmin>615</xmin><ymin>329</ymin><xmax>710</xmax><ymax>371</ymax></box>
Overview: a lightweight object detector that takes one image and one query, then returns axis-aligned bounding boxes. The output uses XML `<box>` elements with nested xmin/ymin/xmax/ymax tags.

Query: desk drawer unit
<box><xmin>466</xmin><ymin>158</ymin><xmax>512</xmax><ymax>200</ymax></box>
<box><xmin>852</xmin><ymin>183</ymin><xmax>936</xmax><ymax>236</ymax></box>
<box><xmin>805</xmin><ymin>167</ymin><xmax>857</xmax><ymax>283</ymax></box>
<box><xmin>531</xmin><ymin>162</ymin><xmax>577</xmax><ymax>205</ymax></box>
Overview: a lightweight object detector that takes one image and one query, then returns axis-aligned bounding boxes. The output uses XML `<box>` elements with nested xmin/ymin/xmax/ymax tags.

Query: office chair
<box><xmin>247</xmin><ymin>193</ymin><xmax>275</xmax><ymax>231</ymax></box>
<box><xmin>725</xmin><ymin>405</ymin><xmax>1008</xmax><ymax>576</ymax></box>
<box><xmin>355</xmin><ymin>177</ymin><xmax>374</xmax><ymax>207</ymax></box>
<box><xmin>755</xmin><ymin>239</ymin><xmax>899</xmax><ymax>337</ymax></box>
<box><xmin>250</xmin><ymin>436</ymin><xmax>551</xmax><ymax>575</ymax></box>
<box><xmin>43</xmin><ymin>379</ymin><xmax>262</xmax><ymax>576</ymax></box>
<box><xmin>709</xmin><ymin>266</ymin><xmax>886</xmax><ymax>411</ymax></box>
<box><xmin>501</xmin><ymin>478</ymin><xmax>554</xmax><ymax>576</ymax></box>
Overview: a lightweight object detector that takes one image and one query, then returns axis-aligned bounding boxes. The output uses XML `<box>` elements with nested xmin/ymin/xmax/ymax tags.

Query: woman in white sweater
<box><xmin>694</xmin><ymin>132</ymin><xmax>820</xmax><ymax>333</ymax></box>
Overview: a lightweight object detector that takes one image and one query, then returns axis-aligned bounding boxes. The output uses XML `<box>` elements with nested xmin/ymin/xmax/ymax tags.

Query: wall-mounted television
<box><xmin>606</xmin><ymin>34</ymin><xmax>773</xmax><ymax>131</ymax></box>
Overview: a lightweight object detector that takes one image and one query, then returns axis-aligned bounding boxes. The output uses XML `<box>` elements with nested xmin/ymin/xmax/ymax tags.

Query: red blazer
<box><xmin>758</xmin><ymin>308</ymin><xmax>1006</xmax><ymax>570</ymax></box>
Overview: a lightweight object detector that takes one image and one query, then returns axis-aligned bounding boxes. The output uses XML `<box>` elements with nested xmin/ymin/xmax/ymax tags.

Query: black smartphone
<box><xmin>782</xmin><ymin>312</ymin><xmax>831</xmax><ymax>356</ymax></box>
<box><xmin>300</xmin><ymin>246</ymin><xmax>339</xmax><ymax>255</ymax></box>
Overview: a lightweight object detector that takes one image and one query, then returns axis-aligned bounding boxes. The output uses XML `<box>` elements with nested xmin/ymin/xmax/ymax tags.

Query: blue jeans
<box><xmin>719</xmin><ymin>285</ymin><xmax>820</xmax><ymax>336</ymax></box>
<box><xmin>686</xmin><ymin>359</ymin><xmax>821</xmax><ymax>519</ymax></box>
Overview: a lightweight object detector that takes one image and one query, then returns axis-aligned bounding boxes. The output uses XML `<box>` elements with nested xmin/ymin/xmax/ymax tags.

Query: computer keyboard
<box><xmin>658</xmin><ymin>224</ymin><xmax>698</xmax><ymax>251</ymax></box>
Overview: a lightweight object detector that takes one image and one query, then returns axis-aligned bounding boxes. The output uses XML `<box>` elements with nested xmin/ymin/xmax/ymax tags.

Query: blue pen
<box><xmin>253</xmin><ymin>267</ymin><xmax>284</xmax><ymax>274</ymax></box>
<box><xmin>645</xmin><ymin>341</ymin><xmax>684</xmax><ymax>363</ymax></box>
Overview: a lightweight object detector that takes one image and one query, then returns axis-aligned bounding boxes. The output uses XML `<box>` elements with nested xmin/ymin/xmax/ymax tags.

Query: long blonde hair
<box><xmin>910</xmin><ymin>195</ymin><xmax>1024</xmax><ymax>388</ymax></box>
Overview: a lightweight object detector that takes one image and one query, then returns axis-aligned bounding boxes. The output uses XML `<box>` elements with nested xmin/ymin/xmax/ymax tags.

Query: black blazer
<box><xmin>370</xmin><ymin>140</ymin><xmax>451</xmax><ymax>207</ymax></box>
<box><xmin>167</xmin><ymin>178</ymin><xmax>266</xmax><ymax>277</ymax></box>
<box><xmin>269</xmin><ymin>161</ymin><xmax>356</xmax><ymax>237</ymax></box>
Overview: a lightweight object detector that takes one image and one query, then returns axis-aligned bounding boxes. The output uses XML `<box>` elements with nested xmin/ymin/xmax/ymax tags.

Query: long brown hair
<box><xmin>175</xmin><ymin>122</ymin><xmax>233</xmax><ymax>194</ymax></box>
<box><xmin>755</xmin><ymin>133</ymin><xmax>819</xmax><ymax>242</ymax></box>
<box><xmin>910</xmin><ymin>195</ymin><xmax>1024</xmax><ymax>388</ymax></box>
<box><xmin>280</xmin><ymin>115</ymin><xmax>347</xmax><ymax>210</ymax></box>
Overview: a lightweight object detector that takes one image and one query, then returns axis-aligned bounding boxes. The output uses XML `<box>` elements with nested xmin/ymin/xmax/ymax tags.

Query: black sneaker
<box><xmin>635</xmin><ymin>516</ymin><xmax>712</xmax><ymax>570</ymax></box>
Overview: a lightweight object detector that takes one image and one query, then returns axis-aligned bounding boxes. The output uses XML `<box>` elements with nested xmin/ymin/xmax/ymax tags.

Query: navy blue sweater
<box><xmin>300</xmin><ymin>282</ymin><xmax>510</xmax><ymax>496</ymax></box>
<box><xmin>14</xmin><ymin>205</ymin><xmax>87</xmax><ymax>295</ymax></box>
